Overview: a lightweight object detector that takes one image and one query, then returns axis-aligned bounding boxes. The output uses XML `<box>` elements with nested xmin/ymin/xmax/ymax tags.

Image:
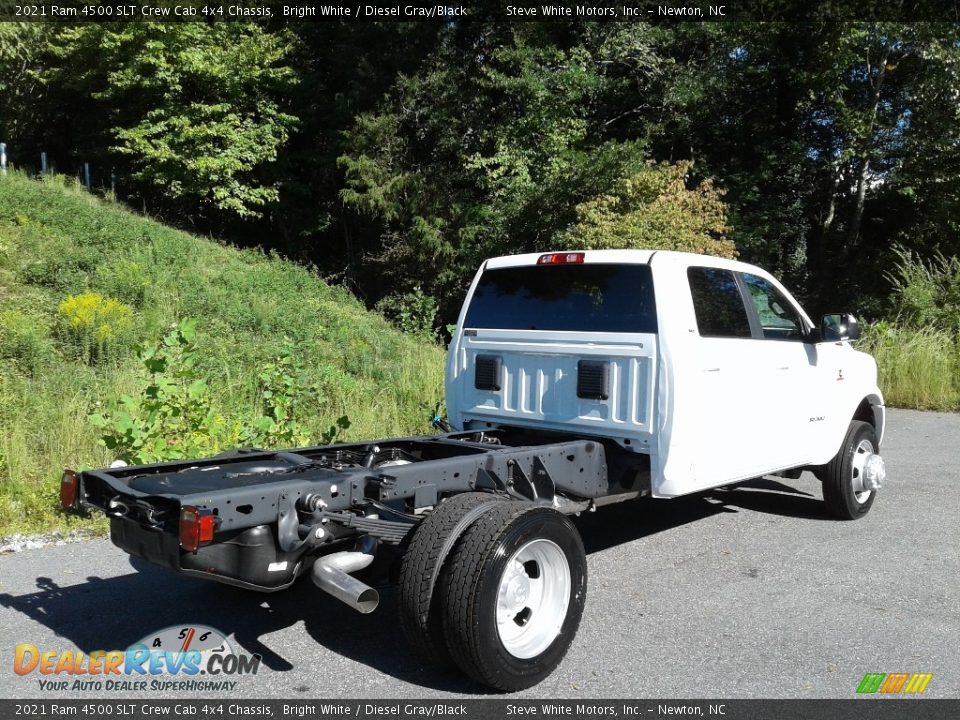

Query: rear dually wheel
<box><xmin>440</xmin><ymin>503</ymin><xmax>587</xmax><ymax>691</ymax></box>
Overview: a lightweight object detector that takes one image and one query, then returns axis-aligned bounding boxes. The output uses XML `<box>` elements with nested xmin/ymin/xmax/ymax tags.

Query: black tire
<box><xmin>822</xmin><ymin>420</ymin><xmax>879</xmax><ymax>520</ymax></box>
<box><xmin>439</xmin><ymin>503</ymin><xmax>587</xmax><ymax>691</ymax></box>
<box><xmin>398</xmin><ymin>492</ymin><xmax>507</xmax><ymax>666</ymax></box>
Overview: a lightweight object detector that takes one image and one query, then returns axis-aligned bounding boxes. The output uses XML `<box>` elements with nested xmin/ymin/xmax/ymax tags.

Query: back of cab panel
<box><xmin>446</xmin><ymin>252</ymin><xmax>659</xmax><ymax>455</ymax></box>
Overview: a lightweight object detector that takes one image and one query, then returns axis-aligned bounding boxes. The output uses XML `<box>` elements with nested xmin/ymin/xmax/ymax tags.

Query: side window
<box><xmin>741</xmin><ymin>273</ymin><xmax>805</xmax><ymax>340</ymax></box>
<box><xmin>687</xmin><ymin>267</ymin><xmax>751</xmax><ymax>338</ymax></box>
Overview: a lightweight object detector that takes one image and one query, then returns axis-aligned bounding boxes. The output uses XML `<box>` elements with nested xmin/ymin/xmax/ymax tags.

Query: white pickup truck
<box><xmin>66</xmin><ymin>249</ymin><xmax>887</xmax><ymax>691</ymax></box>
<box><xmin>449</xmin><ymin>249</ymin><xmax>886</xmax><ymax>510</ymax></box>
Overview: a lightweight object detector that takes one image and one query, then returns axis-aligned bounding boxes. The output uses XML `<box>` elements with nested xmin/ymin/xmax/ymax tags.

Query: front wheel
<box><xmin>439</xmin><ymin>503</ymin><xmax>587</xmax><ymax>691</ymax></box>
<box><xmin>821</xmin><ymin>420</ymin><xmax>885</xmax><ymax>520</ymax></box>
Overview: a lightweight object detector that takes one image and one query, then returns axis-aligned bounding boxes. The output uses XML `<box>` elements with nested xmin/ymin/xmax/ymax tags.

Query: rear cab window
<box><xmin>463</xmin><ymin>263</ymin><xmax>658</xmax><ymax>333</ymax></box>
<box><xmin>687</xmin><ymin>267</ymin><xmax>751</xmax><ymax>338</ymax></box>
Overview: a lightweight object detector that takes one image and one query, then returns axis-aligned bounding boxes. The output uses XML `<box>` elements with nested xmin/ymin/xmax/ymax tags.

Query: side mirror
<box><xmin>820</xmin><ymin>313</ymin><xmax>860</xmax><ymax>342</ymax></box>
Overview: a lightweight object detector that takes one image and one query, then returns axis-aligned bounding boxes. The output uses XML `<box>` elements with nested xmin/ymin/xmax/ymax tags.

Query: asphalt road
<box><xmin>1</xmin><ymin>408</ymin><xmax>957</xmax><ymax>700</ymax></box>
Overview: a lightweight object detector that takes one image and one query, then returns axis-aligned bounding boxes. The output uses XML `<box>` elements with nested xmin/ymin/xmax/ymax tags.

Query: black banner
<box><xmin>1</xmin><ymin>699</ymin><xmax>958</xmax><ymax>720</ymax></box>
<box><xmin>1</xmin><ymin>0</ymin><xmax>959</xmax><ymax>23</ymax></box>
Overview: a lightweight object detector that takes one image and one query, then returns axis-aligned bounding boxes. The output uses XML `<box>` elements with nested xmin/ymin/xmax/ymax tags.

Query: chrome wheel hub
<box><xmin>850</xmin><ymin>438</ymin><xmax>885</xmax><ymax>503</ymax></box>
<box><xmin>495</xmin><ymin>539</ymin><xmax>571</xmax><ymax>659</ymax></box>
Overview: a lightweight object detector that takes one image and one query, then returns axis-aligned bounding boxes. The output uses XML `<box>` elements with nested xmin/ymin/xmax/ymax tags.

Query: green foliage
<box><xmin>6</xmin><ymin>22</ymin><xmax>960</xmax><ymax>530</ymax></box>
<box><xmin>17</xmin><ymin>235</ymin><xmax>103</xmax><ymax>291</ymax></box>
<box><xmin>0</xmin><ymin>172</ymin><xmax>444</xmax><ymax>536</ymax></box>
<box><xmin>0</xmin><ymin>23</ymin><xmax>50</xmax><ymax>144</ymax></box>
<box><xmin>4</xmin><ymin>21</ymin><xmax>960</xmax><ymax>326</ymax></box>
<box><xmin>88</xmin><ymin>319</ymin><xmax>220</xmax><ymax>464</ymax></box>
<box><xmin>46</xmin><ymin>24</ymin><xmax>298</xmax><ymax>219</ymax></box>
<box><xmin>94</xmin><ymin>260</ymin><xmax>152</xmax><ymax>307</ymax></box>
<box><xmin>89</xmin><ymin>323</ymin><xmax>353</xmax><ymax>465</ymax></box>
<box><xmin>375</xmin><ymin>286</ymin><xmax>440</xmax><ymax>340</ymax></box>
<box><xmin>57</xmin><ymin>291</ymin><xmax>135</xmax><ymax>365</ymax></box>
<box><xmin>859</xmin><ymin>322</ymin><xmax>960</xmax><ymax>411</ymax></box>
<box><xmin>0</xmin><ymin>309</ymin><xmax>55</xmax><ymax>376</ymax></box>
<box><xmin>338</xmin><ymin>26</ymin><xmax>656</xmax><ymax>318</ymax></box>
<box><xmin>886</xmin><ymin>246</ymin><xmax>960</xmax><ymax>334</ymax></box>
<box><xmin>239</xmin><ymin>340</ymin><xmax>351</xmax><ymax>449</ymax></box>
<box><xmin>561</xmin><ymin>161</ymin><xmax>736</xmax><ymax>258</ymax></box>
<box><xmin>240</xmin><ymin>341</ymin><xmax>312</xmax><ymax>448</ymax></box>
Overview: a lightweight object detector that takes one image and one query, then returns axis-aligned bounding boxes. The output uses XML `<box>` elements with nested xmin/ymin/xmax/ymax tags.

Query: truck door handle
<box><xmin>776</xmin><ymin>366</ymin><xmax>790</xmax><ymax>370</ymax></box>
<box><xmin>704</xmin><ymin>367</ymin><xmax>720</xmax><ymax>372</ymax></box>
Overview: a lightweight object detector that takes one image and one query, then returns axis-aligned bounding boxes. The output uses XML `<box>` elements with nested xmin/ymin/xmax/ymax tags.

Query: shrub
<box><xmin>0</xmin><ymin>309</ymin><xmax>55</xmax><ymax>375</ymax></box>
<box><xmin>375</xmin><ymin>285</ymin><xmax>439</xmax><ymax>339</ymax></box>
<box><xmin>89</xmin><ymin>319</ymin><xmax>223</xmax><ymax>464</ymax></box>
<box><xmin>239</xmin><ymin>339</ymin><xmax>349</xmax><ymax>448</ymax></box>
<box><xmin>90</xmin><ymin>322</ymin><xmax>352</xmax><ymax>464</ymax></box>
<box><xmin>57</xmin><ymin>291</ymin><xmax>135</xmax><ymax>364</ymax></box>
<box><xmin>887</xmin><ymin>246</ymin><xmax>960</xmax><ymax>333</ymax></box>
<box><xmin>94</xmin><ymin>260</ymin><xmax>153</xmax><ymax>307</ymax></box>
<box><xmin>560</xmin><ymin>161</ymin><xmax>737</xmax><ymax>259</ymax></box>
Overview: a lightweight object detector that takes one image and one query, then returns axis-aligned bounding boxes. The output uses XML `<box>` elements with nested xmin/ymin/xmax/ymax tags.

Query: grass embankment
<box><xmin>0</xmin><ymin>172</ymin><xmax>445</xmax><ymax>537</ymax></box>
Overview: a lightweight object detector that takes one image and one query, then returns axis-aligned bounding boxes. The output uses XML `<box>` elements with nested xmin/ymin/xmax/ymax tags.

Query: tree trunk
<box><xmin>844</xmin><ymin>44</ymin><xmax>891</xmax><ymax>255</ymax></box>
<box><xmin>808</xmin><ymin>161</ymin><xmax>842</xmax><ymax>286</ymax></box>
<box><xmin>846</xmin><ymin>156</ymin><xmax>871</xmax><ymax>253</ymax></box>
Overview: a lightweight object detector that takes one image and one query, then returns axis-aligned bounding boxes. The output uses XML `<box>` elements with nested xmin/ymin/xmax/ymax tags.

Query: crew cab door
<box><xmin>738</xmin><ymin>272</ymin><xmax>823</xmax><ymax>467</ymax></box>
<box><xmin>686</xmin><ymin>266</ymin><xmax>825</xmax><ymax>489</ymax></box>
<box><xmin>686</xmin><ymin>266</ymin><xmax>780</xmax><ymax>486</ymax></box>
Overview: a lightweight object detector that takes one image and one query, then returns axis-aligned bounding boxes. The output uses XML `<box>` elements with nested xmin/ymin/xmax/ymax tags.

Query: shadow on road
<box><xmin>0</xmin><ymin>562</ymin><xmax>480</xmax><ymax>693</ymax></box>
<box><xmin>574</xmin><ymin>475</ymin><xmax>828</xmax><ymax>553</ymax></box>
<box><xmin>0</xmin><ymin>476</ymin><xmax>827</xmax><ymax>692</ymax></box>
<box><xmin>705</xmin><ymin>477</ymin><xmax>830</xmax><ymax>521</ymax></box>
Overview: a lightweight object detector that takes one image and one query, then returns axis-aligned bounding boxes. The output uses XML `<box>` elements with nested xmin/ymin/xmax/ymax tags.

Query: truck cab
<box><xmin>446</xmin><ymin>249</ymin><xmax>886</xmax><ymax>499</ymax></box>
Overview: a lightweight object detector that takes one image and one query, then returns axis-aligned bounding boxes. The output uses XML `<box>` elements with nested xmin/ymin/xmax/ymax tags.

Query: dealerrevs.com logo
<box><xmin>856</xmin><ymin>672</ymin><xmax>933</xmax><ymax>695</ymax></box>
<box><xmin>13</xmin><ymin>625</ymin><xmax>260</xmax><ymax>692</ymax></box>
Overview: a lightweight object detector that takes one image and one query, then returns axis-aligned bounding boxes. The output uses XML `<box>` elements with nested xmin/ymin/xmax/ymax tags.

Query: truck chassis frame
<box><xmin>75</xmin><ymin>429</ymin><xmax>649</xmax><ymax>593</ymax></box>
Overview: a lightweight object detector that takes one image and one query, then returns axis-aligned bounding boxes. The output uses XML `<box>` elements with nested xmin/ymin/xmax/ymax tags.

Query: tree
<box><xmin>338</xmin><ymin>23</ymin><xmax>668</xmax><ymax>321</ymax></box>
<box><xmin>561</xmin><ymin>161</ymin><xmax>735</xmax><ymax>258</ymax></box>
<box><xmin>44</xmin><ymin>24</ymin><xmax>298</xmax><ymax>220</ymax></box>
<box><xmin>0</xmin><ymin>23</ymin><xmax>51</xmax><ymax>151</ymax></box>
<box><xmin>885</xmin><ymin>24</ymin><xmax>960</xmax><ymax>261</ymax></box>
<box><xmin>647</xmin><ymin>22</ymin><xmax>960</xmax><ymax>312</ymax></box>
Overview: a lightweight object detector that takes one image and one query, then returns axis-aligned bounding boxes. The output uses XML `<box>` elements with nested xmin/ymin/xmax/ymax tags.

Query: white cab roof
<box><xmin>483</xmin><ymin>249</ymin><xmax>765</xmax><ymax>276</ymax></box>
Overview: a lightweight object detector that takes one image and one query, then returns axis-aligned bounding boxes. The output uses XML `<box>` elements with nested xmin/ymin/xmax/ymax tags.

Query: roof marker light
<box><xmin>537</xmin><ymin>252</ymin><xmax>585</xmax><ymax>265</ymax></box>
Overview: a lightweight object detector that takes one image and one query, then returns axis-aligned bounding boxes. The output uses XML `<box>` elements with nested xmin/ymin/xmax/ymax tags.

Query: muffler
<box><xmin>311</xmin><ymin>537</ymin><xmax>380</xmax><ymax>613</ymax></box>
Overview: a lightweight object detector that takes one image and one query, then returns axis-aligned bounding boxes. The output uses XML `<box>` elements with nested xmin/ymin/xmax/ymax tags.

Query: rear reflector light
<box><xmin>180</xmin><ymin>506</ymin><xmax>217</xmax><ymax>552</ymax></box>
<box><xmin>537</xmin><ymin>252</ymin><xmax>585</xmax><ymax>265</ymax></box>
<box><xmin>60</xmin><ymin>469</ymin><xmax>79</xmax><ymax>510</ymax></box>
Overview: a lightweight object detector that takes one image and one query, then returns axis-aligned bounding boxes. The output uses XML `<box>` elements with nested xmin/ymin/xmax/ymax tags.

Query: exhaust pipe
<box><xmin>311</xmin><ymin>537</ymin><xmax>380</xmax><ymax>614</ymax></box>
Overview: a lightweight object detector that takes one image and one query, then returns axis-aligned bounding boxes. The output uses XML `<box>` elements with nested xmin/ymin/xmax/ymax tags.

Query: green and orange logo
<box><xmin>856</xmin><ymin>672</ymin><xmax>933</xmax><ymax>695</ymax></box>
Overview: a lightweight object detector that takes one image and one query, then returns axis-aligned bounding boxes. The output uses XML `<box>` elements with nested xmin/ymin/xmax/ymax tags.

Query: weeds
<box><xmin>858</xmin><ymin>322</ymin><xmax>960</xmax><ymax>411</ymax></box>
<box><xmin>0</xmin><ymin>170</ymin><xmax>444</xmax><ymax>537</ymax></box>
<box><xmin>57</xmin><ymin>291</ymin><xmax>135</xmax><ymax>364</ymax></box>
<box><xmin>0</xmin><ymin>309</ymin><xmax>55</xmax><ymax>375</ymax></box>
<box><xmin>887</xmin><ymin>245</ymin><xmax>960</xmax><ymax>334</ymax></box>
